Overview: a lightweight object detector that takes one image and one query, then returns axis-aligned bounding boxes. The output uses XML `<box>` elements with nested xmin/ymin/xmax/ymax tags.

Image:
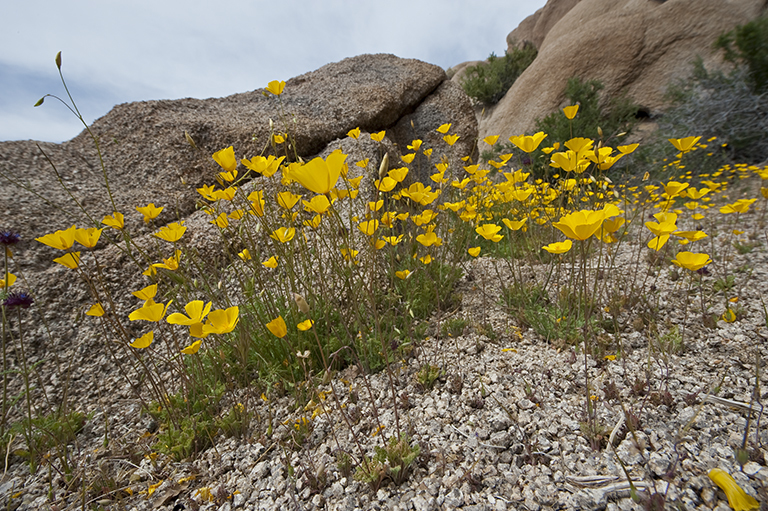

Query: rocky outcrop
<box><xmin>477</xmin><ymin>0</ymin><xmax>766</xmax><ymax>140</ymax></box>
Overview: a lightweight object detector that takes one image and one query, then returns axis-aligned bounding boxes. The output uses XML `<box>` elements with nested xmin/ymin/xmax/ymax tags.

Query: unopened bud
<box><xmin>55</xmin><ymin>51</ymin><xmax>62</xmax><ymax>69</ymax></box>
<box><xmin>184</xmin><ymin>131</ymin><xmax>198</xmax><ymax>150</ymax></box>
<box><xmin>597</xmin><ymin>126</ymin><xmax>603</xmax><ymax>138</ymax></box>
<box><xmin>378</xmin><ymin>153</ymin><xmax>389</xmax><ymax>180</ymax></box>
<box><xmin>293</xmin><ymin>293</ymin><xmax>310</xmax><ymax>314</ymax></box>
<box><xmin>269</xmin><ymin>118</ymin><xmax>274</xmax><ymax>130</ymax></box>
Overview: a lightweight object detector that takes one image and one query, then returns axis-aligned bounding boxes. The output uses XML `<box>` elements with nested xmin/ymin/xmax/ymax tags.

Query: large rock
<box><xmin>479</xmin><ymin>0</ymin><xmax>766</xmax><ymax>141</ymax></box>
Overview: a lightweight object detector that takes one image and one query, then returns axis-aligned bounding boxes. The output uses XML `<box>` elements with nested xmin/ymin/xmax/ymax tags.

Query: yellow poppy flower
<box><xmin>86</xmin><ymin>303</ymin><xmax>104</xmax><ymax>317</ymax></box>
<box><xmin>708</xmin><ymin>468</ymin><xmax>758</xmax><ymax>511</ymax></box>
<box><xmin>553</xmin><ymin>210</ymin><xmax>605</xmax><ymax>240</ymax></box>
<box><xmin>647</xmin><ymin>235</ymin><xmax>670</xmax><ymax>251</ymax></box>
<box><xmin>375</xmin><ymin>176</ymin><xmax>397</xmax><ymax>192</ymax></box>
<box><xmin>502</xmin><ymin>218</ymin><xmax>527</xmax><ymax>231</ymax></box>
<box><xmin>270</xmin><ymin>227</ymin><xmax>295</xmax><ymax>243</ymax></box>
<box><xmin>132</xmin><ymin>284</ymin><xmax>158</xmax><ymax>302</ymax></box>
<box><xmin>154</xmin><ymin>222</ymin><xmax>186</xmax><ymax>242</ymax></box>
<box><xmin>395</xmin><ymin>269</ymin><xmax>411</xmax><ymax>280</ymax></box>
<box><xmin>668</xmin><ymin>136</ymin><xmax>701</xmax><ymax>153</ymax></box>
<box><xmin>476</xmin><ymin>224</ymin><xmax>503</xmax><ymax>242</ymax></box>
<box><xmin>358</xmin><ymin>220</ymin><xmax>379</xmax><ymax>236</ymax></box>
<box><xmin>291</xmin><ymin>151</ymin><xmax>347</xmax><ymax>195</ymax></box>
<box><xmin>202</xmin><ymin>306</ymin><xmax>239</xmax><ymax>335</ymax></box>
<box><xmin>416</xmin><ymin>231</ymin><xmax>442</xmax><ymax>247</ymax></box>
<box><xmin>262</xmin><ymin>256</ymin><xmax>278</xmax><ymax>268</ymax></box>
<box><xmin>277</xmin><ymin>191</ymin><xmax>301</xmax><ymax>210</ymax></box>
<box><xmin>129</xmin><ymin>300</ymin><xmax>172</xmax><ymax>322</ymax></box>
<box><xmin>370</xmin><ymin>131</ymin><xmax>386</xmax><ymax>142</ymax></box>
<box><xmin>36</xmin><ymin>225</ymin><xmax>77</xmax><ymax>250</ymax></box>
<box><xmin>436</xmin><ymin>123</ymin><xmax>451</xmax><ymax>134</ymax></box>
<box><xmin>383</xmin><ymin>235</ymin><xmax>403</xmax><ymax>246</ymax></box>
<box><xmin>303</xmin><ymin>195</ymin><xmax>332</xmax><ymax>214</ymax></box>
<box><xmin>102</xmin><ymin>212</ymin><xmax>124</xmax><ymax>230</ymax></box>
<box><xmin>443</xmin><ymin>134</ymin><xmax>459</xmax><ymax>146</ymax></box>
<box><xmin>211</xmin><ymin>212</ymin><xmax>229</xmax><ymax>228</ymax></box>
<box><xmin>388</xmin><ymin>167</ymin><xmax>409</xmax><ymax>183</ymax></box>
<box><xmin>347</xmin><ymin>127</ymin><xmax>360</xmax><ymax>139</ymax></box>
<box><xmin>167</xmin><ymin>300</ymin><xmax>212</xmax><ymax>329</ymax></box>
<box><xmin>212</xmin><ymin>146</ymin><xmax>237</xmax><ymax>172</ymax></box>
<box><xmin>266</xmin><ymin>80</ymin><xmax>286</xmax><ymax>96</ymax></box>
<box><xmin>53</xmin><ymin>252</ymin><xmax>81</xmax><ymax>269</ymax></box>
<box><xmin>509</xmin><ymin>132</ymin><xmax>547</xmax><ymax>153</ymax></box>
<box><xmin>180</xmin><ymin>340</ymin><xmax>202</xmax><ymax>355</ymax></box>
<box><xmin>542</xmin><ymin>240</ymin><xmax>573</xmax><ymax>254</ymax></box>
<box><xmin>241</xmin><ymin>155</ymin><xmax>285</xmax><ymax>177</ymax></box>
<box><xmin>563</xmin><ymin>105</ymin><xmax>579</xmax><ymax>119</ymax></box>
<box><xmin>468</xmin><ymin>247</ymin><xmax>481</xmax><ymax>257</ymax></box>
<box><xmin>266</xmin><ymin>316</ymin><xmax>287</xmax><ymax>338</ymax></box>
<box><xmin>130</xmin><ymin>331</ymin><xmax>154</xmax><ymax>349</ymax></box>
<box><xmin>671</xmin><ymin>251</ymin><xmax>712</xmax><ymax>271</ymax></box>
<box><xmin>136</xmin><ymin>203</ymin><xmax>164</xmax><ymax>223</ymax></box>
<box><xmin>297</xmin><ymin>319</ymin><xmax>314</xmax><ymax>331</ymax></box>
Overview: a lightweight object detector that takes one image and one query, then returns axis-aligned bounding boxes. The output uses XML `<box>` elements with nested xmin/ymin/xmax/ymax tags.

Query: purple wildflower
<box><xmin>0</xmin><ymin>230</ymin><xmax>20</xmax><ymax>246</ymax></box>
<box><xmin>3</xmin><ymin>291</ymin><xmax>34</xmax><ymax>309</ymax></box>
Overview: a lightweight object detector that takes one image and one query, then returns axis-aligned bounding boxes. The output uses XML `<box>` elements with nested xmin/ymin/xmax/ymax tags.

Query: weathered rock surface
<box><xmin>469</xmin><ymin>0</ymin><xmax>767</xmax><ymax>141</ymax></box>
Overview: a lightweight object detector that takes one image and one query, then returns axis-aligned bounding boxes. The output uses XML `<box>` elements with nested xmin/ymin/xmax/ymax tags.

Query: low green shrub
<box><xmin>715</xmin><ymin>14</ymin><xmax>768</xmax><ymax>94</ymax></box>
<box><xmin>460</xmin><ymin>45</ymin><xmax>537</xmax><ymax>105</ymax></box>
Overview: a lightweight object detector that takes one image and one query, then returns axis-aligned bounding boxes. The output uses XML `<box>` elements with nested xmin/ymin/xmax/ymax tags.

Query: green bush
<box><xmin>715</xmin><ymin>14</ymin><xmax>768</xmax><ymax>94</ymax></box>
<box><xmin>460</xmin><ymin>45</ymin><xmax>537</xmax><ymax>105</ymax></box>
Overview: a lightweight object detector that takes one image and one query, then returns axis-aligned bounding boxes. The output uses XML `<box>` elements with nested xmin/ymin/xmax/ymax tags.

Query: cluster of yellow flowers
<box><xmin>31</xmin><ymin>81</ymin><xmax>768</xmax><ymax>370</ymax></box>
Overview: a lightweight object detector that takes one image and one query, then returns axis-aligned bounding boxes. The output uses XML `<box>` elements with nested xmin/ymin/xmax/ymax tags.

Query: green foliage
<box><xmin>460</xmin><ymin>45</ymin><xmax>538</xmax><ymax>105</ymax></box>
<box><xmin>150</xmin><ymin>378</ymin><xmax>226</xmax><ymax>461</ymax></box>
<box><xmin>12</xmin><ymin>410</ymin><xmax>87</xmax><ymax>472</ymax></box>
<box><xmin>354</xmin><ymin>434</ymin><xmax>420</xmax><ymax>489</ymax></box>
<box><xmin>442</xmin><ymin>317</ymin><xmax>468</xmax><ymax>337</ymax></box>
<box><xmin>653</xmin><ymin>325</ymin><xmax>684</xmax><ymax>356</ymax></box>
<box><xmin>715</xmin><ymin>14</ymin><xmax>768</xmax><ymax>94</ymax></box>
<box><xmin>734</xmin><ymin>240</ymin><xmax>758</xmax><ymax>255</ymax></box>
<box><xmin>502</xmin><ymin>283</ymin><xmax>599</xmax><ymax>345</ymax></box>
<box><xmin>416</xmin><ymin>364</ymin><xmax>443</xmax><ymax>389</ymax></box>
<box><xmin>713</xmin><ymin>274</ymin><xmax>736</xmax><ymax>293</ymax></box>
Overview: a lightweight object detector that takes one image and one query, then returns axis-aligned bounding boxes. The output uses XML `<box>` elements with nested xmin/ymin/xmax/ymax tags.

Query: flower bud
<box><xmin>55</xmin><ymin>51</ymin><xmax>62</xmax><ymax>69</ymax></box>
<box><xmin>184</xmin><ymin>131</ymin><xmax>198</xmax><ymax>150</ymax></box>
<box><xmin>378</xmin><ymin>153</ymin><xmax>389</xmax><ymax>180</ymax></box>
<box><xmin>293</xmin><ymin>293</ymin><xmax>310</xmax><ymax>314</ymax></box>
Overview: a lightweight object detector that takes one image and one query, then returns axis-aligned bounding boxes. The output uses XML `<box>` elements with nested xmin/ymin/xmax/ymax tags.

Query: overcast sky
<box><xmin>1</xmin><ymin>1</ymin><xmax>545</xmax><ymax>143</ymax></box>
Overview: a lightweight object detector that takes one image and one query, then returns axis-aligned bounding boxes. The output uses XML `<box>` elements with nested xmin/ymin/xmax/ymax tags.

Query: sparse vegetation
<box><xmin>459</xmin><ymin>44</ymin><xmax>538</xmax><ymax>105</ymax></box>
